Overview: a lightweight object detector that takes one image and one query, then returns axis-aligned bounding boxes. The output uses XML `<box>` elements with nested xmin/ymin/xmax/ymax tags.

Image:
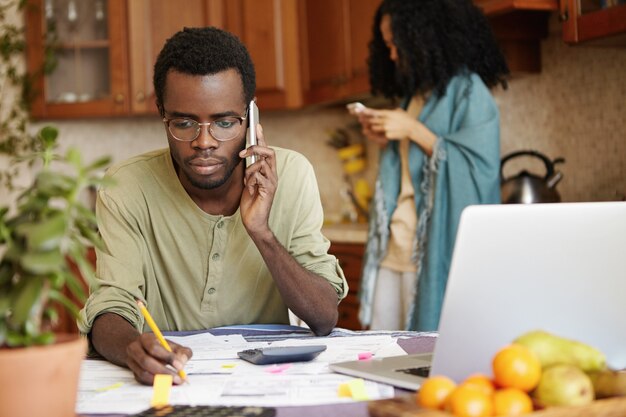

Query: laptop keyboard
<box><xmin>395</xmin><ymin>366</ymin><xmax>431</xmax><ymax>377</ymax></box>
<box><xmin>131</xmin><ymin>405</ymin><xmax>276</xmax><ymax>417</ymax></box>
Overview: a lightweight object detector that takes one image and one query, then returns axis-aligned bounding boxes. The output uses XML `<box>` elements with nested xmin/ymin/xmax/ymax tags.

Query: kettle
<box><xmin>500</xmin><ymin>150</ymin><xmax>565</xmax><ymax>204</ymax></box>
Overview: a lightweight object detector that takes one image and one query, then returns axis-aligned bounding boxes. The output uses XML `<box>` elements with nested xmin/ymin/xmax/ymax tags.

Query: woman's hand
<box><xmin>367</xmin><ymin>108</ymin><xmax>420</xmax><ymax>141</ymax></box>
<box><xmin>363</xmin><ymin>108</ymin><xmax>436</xmax><ymax>156</ymax></box>
<box><xmin>357</xmin><ymin>111</ymin><xmax>389</xmax><ymax>147</ymax></box>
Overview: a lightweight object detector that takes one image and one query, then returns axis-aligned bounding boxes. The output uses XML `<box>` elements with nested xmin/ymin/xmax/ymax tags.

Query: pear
<box><xmin>514</xmin><ymin>330</ymin><xmax>607</xmax><ymax>372</ymax></box>
<box><xmin>588</xmin><ymin>369</ymin><xmax>626</xmax><ymax>399</ymax></box>
<box><xmin>533</xmin><ymin>364</ymin><xmax>595</xmax><ymax>407</ymax></box>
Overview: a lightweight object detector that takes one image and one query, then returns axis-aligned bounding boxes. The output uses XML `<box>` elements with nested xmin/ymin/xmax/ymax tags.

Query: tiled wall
<box><xmin>494</xmin><ymin>18</ymin><xmax>626</xmax><ymax>203</ymax></box>
<box><xmin>3</xmin><ymin>15</ymin><xmax>625</xmax><ymax>216</ymax></box>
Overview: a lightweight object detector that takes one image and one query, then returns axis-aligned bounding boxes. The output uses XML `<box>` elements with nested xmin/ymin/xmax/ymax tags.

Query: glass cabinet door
<box><xmin>26</xmin><ymin>0</ymin><xmax>129</xmax><ymax>118</ymax></box>
<box><xmin>45</xmin><ymin>0</ymin><xmax>110</xmax><ymax>104</ymax></box>
<box><xmin>578</xmin><ymin>0</ymin><xmax>625</xmax><ymax>14</ymax></box>
<box><xmin>561</xmin><ymin>0</ymin><xmax>626</xmax><ymax>43</ymax></box>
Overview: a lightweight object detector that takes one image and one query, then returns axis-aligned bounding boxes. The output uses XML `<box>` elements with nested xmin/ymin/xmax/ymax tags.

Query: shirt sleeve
<box><xmin>273</xmin><ymin>151</ymin><xmax>349</xmax><ymax>301</ymax></box>
<box><xmin>78</xmin><ymin>185</ymin><xmax>146</xmax><ymax>336</ymax></box>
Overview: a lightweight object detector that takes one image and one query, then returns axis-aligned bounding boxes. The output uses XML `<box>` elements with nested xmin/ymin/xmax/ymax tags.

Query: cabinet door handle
<box><xmin>135</xmin><ymin>91</ymin><xmax>146</xmax><ymax>103</ymax></box>
<box><xmin>114</xmin><ymin>93</ymin><xmax>125</xmax><ymax>104</ymax></box>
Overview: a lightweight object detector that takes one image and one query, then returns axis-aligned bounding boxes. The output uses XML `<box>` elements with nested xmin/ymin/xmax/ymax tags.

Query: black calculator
<box><xmin>237</xmin><ymin>345</ymin><xmax>327</xmax><ymax>365</ymax></box>
<box><xmin>131</xmin><ymin>405</ymin><xmax>276</xmax><ymax>417</ymax></box>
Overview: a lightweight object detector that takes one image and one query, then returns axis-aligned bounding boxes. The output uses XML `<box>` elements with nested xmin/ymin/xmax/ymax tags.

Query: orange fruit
<box><xmin>492</xmin><ymin>344</ymin><xmax>541</xmax><ymax>392</ymax></box>
<box><xmin>493</xmin><ymin>388</ymin><xmax>533</xmax><ymax>416</ymax></box>
<box><xmin>417</xmin><ymin>375</ymin><xmax>457</xmax><ymax>410</ymax></box>
<box><xmin>462</xmin><ymin>373</ymin><xmax>496</xmax><ymax>396</ymax></box>
<box><xmin>446</xmin><ymin>384</ymin><xmax>494</xmax><ymax>417</ymax></box>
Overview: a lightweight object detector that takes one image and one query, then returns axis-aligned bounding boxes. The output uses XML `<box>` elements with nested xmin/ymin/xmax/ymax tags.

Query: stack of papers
<box><xmin>76</xmin><ymin>333</ymin><xmax>408</xmax><ymax>414</ymax></box>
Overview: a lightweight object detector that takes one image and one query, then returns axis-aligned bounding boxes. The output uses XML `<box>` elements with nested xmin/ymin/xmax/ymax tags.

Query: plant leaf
<box><xmin>84</xmin><ymin>155</ymin><xmax>111</xmax><ymax>172</ymax></box>
<box><xmin>34</xmin><ymin>171</ymin><xmax>75</xmax><ymax>196</ymax></box>
<box><xmin>5</xmin><ymin>331</ymin><xmax>26</xmax><ymax>347</ymax></box>
<box><xmin>65</xmin><ymin>147</ymin><xmax>81</xmax><ymax>167</ymax></box>
<box><xmin>75</xmin><ymin>204</ymin><xmax>97</xmax><ymax>225</ymax></box>
<box><xmin>61</xmin><ymin>268</ymin><xmax>88</xmax><ymax>303</ymax></box>
<box><xmin>48</xmin><ymin>289</ymin><xmax>81</xmax><ymax>320</ymax></box>
<box><xmin>0</xmin><ymin>321</ymin><xmax>6</xmax><ymax>346</ymax></box>
<box><xmin>20</xmin><ymin>249</ymin><xmax>64</xmax><ymax>274</ymax></box>
<box><xmin>0</xmin><ymin>261</ymin><xmax>13</xmax><ymax>286</ymax></box>
<box><xmin>77</xmin><ymin>221</ymin><xmax>102</xmax><ymax>249</ymax></box>
<box><xmin>0</xmin><ymin>292</ymin><xmax>10</xmax><ymax>315</ymax></box>
<box><xmin>8</xmin><ymin>276</ymin><xmax>45</xmax><ymax>328</ymax></box>
<box><xmin>15</xmin><ymin>212</ymin><xmax>67</xmax><ymax>251</ymax></box>
<box><xmin>33</xmin><ymin>331</ymin><xmax>55</xmax><ymax>345</ymax></box>
<box><xmin>44</xmin><ymin>306</ymin><xmax>59</xmax><ymax>324</ymax></box>
<box><xmin>38</xmin><ymin>125</ymin><xmax>58</xmax><ymax>148</ymax></box>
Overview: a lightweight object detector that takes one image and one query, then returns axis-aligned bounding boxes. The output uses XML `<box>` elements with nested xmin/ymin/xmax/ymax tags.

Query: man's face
<box><xmin>162</xmin><ymin>69</ymin><xmax>248</xmax><ymax>193</ymax></box>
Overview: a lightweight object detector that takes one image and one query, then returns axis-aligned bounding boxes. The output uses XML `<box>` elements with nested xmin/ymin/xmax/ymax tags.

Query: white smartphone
<box><xmin>246</xmin><ymin>99</ymin><xmax>259</xmax><ymax>167</ymax></box>
<box><xmin>346</xmin><ymin>101</ymin><xmax>367</xmax><ymax>115</ymax></box>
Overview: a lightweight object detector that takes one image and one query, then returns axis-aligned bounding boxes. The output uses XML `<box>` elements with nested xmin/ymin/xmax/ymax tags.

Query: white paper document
<box><xmin>76</xmin><ymin>333</ymin><xmax>404</xmax><ymax>414</ymax></box>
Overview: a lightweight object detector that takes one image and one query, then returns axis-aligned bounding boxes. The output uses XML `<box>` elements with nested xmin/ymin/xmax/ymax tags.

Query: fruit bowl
<box><xmin>367</xmin><ymin>395</ymin><xmax>626</xmax><ymax>417</ymax></box>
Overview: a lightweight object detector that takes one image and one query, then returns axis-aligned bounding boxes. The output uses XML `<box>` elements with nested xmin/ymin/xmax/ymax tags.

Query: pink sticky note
<box><xmin>266</xmin><ymin>363</ymin><xmax>292</xmax><ymax>374</ymax></box>
<box><xmin>358</xmin><ymin>352</ymin><xmax>373</xmax><ymax>361</ymax></box>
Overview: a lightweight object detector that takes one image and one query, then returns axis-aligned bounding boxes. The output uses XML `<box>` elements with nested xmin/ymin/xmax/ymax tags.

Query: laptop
<box><xmin>329</xmin><ymin>202</ymin><xmax>626</xmax><ymax>390</ymax></box>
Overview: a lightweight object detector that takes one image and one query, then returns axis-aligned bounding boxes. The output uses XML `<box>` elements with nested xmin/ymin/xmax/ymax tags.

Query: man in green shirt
<box><xmin>79</xmin><ymin>27</ymin><xmax>347</xmax><ymax>385</ymax></box>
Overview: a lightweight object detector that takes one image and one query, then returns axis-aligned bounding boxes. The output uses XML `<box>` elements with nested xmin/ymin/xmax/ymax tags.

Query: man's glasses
<box><xmin>163</xmin><ymin>112</ymin><xmax>247</xmax><ymax>142</ymax></box>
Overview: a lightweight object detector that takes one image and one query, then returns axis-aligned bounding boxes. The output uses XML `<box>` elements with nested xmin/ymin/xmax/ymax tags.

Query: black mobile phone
<box><xmin>246</xmin><ymin>100</ymin><xmax>259</xmax><ymax>167</ymax></box>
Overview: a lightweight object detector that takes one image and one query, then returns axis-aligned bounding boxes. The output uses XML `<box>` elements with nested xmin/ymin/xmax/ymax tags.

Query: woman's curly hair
<box><xmin>369</xmin><ymin>0</ymin><xmax>509</xmax><ymax>99</ymax></box>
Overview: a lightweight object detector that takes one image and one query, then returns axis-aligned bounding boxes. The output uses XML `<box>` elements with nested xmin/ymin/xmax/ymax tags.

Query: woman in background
<box><xmin>357</xmin><ymin>0</ymin><xmax>509</xmax><ymax>331</ymax></box>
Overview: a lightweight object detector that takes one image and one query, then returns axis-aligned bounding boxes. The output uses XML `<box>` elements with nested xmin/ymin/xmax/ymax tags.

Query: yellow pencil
<box><xmin>136</xmin><ymin>300</ymin><xmax>188</xmax><ymax>382</ymax></box>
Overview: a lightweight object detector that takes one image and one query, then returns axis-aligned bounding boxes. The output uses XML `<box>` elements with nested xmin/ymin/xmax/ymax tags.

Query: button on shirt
<box><xmin>79</xmin><ymin>147</ymin><xmax>347</xmax><ymax>334</ymax></box>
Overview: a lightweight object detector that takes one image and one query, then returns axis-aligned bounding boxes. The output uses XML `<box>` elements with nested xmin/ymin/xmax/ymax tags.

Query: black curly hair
<box><xmin>369</xmin><ymin>0</ymin><xmax>509</xmax><ymax>99</ymax></box>
<box><xmin>153</xmin><ymin>27</ymin><xmax>256</xmax><ymax>115</ymax></box>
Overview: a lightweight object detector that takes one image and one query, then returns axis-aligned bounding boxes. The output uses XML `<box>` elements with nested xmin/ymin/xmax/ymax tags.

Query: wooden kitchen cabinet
<box><xmin>26</xmin><ymin>0</ymin><xmax>222</xmax><ymax>118</ymax></box>
<box><xmin>221</xmin><ymin>0</ymin><xmax>379</xmax><ymax>109</ymax></box>
<box><xmin>559</xmin><ymin>0</ymin><xmax>626</xmax><ymax>44</ymax></box>
<box><xmin>126</xmin><ymin>0</ymin><xmax>221</xmax><ymax>115</ymax></box>
<box><xmin>303</xmin><ymin>0</ymin><xmax>380</xmax><ymax>105</ymax></box>
<box><xmin>473</xmin><ymin>0</ymin><xmax>559</xmax><ymax>73</ymax></box>
<box><xmin>25</xmin><ymin>0</ymin><xmax>131</xmax><ymax>118</ymax></box>
<box><xmin>330</xmin><ymin>242</ymin><xmax>365</xmax><ymax>330</ymax></box>
<box><xmin>474</xmin><ymin>0</ymin><xmax>558</xmax><ymax>15</ymax></box>
<box><xmin>26</xmin><ymin>0</ymin><xmax>379</xmax><ymax>119</ymax></box>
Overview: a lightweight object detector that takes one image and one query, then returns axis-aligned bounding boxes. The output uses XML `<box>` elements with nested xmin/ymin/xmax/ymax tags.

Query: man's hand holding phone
<box><xmin>239</xmin><ymin>100</ymin><xmax>278</xmax><ymax>237</ymax></box>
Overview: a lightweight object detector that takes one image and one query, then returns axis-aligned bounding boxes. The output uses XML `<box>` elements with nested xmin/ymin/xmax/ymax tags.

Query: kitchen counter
<box><xmin>322</xmin><ymin>223</ymin><xmax>368</xmax><ymax>244</ymax></box>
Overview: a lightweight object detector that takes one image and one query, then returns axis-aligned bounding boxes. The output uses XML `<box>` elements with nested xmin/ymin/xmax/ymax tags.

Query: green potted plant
<box><xmin>1</xmin><ymin>4</ymin><xmax>110</xmax><ymax>415</ymax></box>
<box><xmin>0</xmin><ymin>126</ymin><xmax>111</xmax><ymax>417</ymax></box>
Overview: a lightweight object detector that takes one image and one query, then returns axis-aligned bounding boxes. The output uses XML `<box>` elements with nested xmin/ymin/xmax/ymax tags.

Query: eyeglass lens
<box><xmin>168</xmin><ymin>118</ymin><xmax>243</xmax><ymax>141</ymax></box>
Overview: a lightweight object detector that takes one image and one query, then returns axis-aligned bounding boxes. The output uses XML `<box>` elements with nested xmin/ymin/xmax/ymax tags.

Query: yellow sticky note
<box><xmin>347</xmin><ymin>378</ymin><xmax>369</xmax><ymax>401</ymax></box>
<box><xmin>338</xmin><ymin>378</ymin><xmax>369</xmax><ymax>400</ymax></box>
<box><xmin>337</xmin><ymin>382</ymin><xmax>352</xmax><ymax>398</ymax></box>
<box><xmin>151</xmin><ymin>374</ymin><xmax>173</xmax><ymax>407</ymax></box>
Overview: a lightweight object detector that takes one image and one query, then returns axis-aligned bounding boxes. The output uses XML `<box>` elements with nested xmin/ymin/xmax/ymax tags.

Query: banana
<box><xmin>588</xmin><ymin>369</ymin><xmax>626</xmax><ymax>399</ymax></box>
<box><xmin>514</xmin><ymin>330</ymin><xmax>607</xmax><ymax>373</ymax></box>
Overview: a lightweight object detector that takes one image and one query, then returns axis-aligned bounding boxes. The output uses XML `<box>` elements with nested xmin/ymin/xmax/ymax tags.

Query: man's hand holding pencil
<box><xmin>128</xmin><ymin>300</ymin><xmax>192</xmax><ymax>385</ymax></box>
